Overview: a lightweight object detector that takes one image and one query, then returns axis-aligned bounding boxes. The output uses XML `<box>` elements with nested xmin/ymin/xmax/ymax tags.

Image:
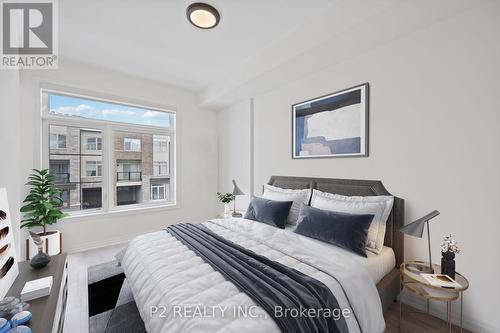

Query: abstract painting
<box><xmin>292</xmin><ymin>83</ymin><xmax>369</xmax><ymax>158</ymax></box>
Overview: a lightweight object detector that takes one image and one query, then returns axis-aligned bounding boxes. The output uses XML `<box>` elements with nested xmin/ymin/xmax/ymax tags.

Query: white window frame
<box><xmin>153</xmin><ymin>137</ymin><xmax>168</xmax><ymax>152</ymax></box>
<box><xmin>124</xmin><ymin>138</ymin><xmax>141</xmax><ymax>152</ymax></box>
<box><xmin>153</xmin><ymin>161</ymin><xmax>168</xmax><ymax>176</ymax></box>
<box><xmin>86</xmin><ymin>137</ymin><xmax>102</xmax><ymax>150</ymax></box>
<box><xmin>41</xmin><ymin>86</ymin><xmax>177</xmax><ymax>218</ymax></box>
<box><xmin>150</xmin><ymin>183</ymin><xmax>167</xmax><ymax>201</ymax></box>
<box><xmin>85</xmin><ymin>161</ymin><xmax>102</xmax><ymax>177</ymax></box>
<box><xmin>49</xmin><ymin>133</ymin><xmax>66</xmax><ymax>148</ymax></box>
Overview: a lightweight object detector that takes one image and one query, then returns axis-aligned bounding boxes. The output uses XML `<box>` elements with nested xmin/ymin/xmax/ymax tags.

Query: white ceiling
<box><xmin>60</xmin><ymin>0</ymin><xmax>486</xmax><ymax>109</ymax></box>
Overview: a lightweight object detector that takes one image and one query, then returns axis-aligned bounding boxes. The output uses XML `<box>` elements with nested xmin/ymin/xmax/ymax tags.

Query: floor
<box><xmin>64</xmin><ymin>244</ymin><xmax>471</xmax><ymax>333</ymax></box>
<box><xmin>64</xmin><ymin>243</ymin><xmax>126</xmax><ymax>333</ymax></box>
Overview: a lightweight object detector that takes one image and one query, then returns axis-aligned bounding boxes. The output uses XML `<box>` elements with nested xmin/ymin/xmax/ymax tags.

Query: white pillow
<box><xmin>262</xmin><ymin>184</ymin><xmax>311</xmax><ymax>226</ymax></box>
<box><xmin>311</xmin><ymin>189</ymin><xmax>394</xmax><ymax>254</ymax></box>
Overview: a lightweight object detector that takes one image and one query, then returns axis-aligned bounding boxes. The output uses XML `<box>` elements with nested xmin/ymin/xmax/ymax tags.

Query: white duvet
<box><xmin>121</xmin><ymin>218</ymin><xmax>385</xmax><ymax>333</ymax></box>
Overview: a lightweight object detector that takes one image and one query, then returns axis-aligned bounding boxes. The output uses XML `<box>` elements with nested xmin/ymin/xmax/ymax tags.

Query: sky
<box><xmin>49</xmin><ymin>94</ymin><xmax>171</xmax><ymax>128</ymax></box>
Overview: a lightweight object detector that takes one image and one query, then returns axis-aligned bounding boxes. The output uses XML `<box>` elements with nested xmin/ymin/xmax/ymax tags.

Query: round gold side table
<box><xmin>400</xmin><ymin>261</ymin><xmax>469</xmax><ymax>333</ymax></box>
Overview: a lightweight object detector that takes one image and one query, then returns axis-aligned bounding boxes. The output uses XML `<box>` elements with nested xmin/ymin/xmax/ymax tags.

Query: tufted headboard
<box><xmin>267</xmin><ymin>176</ymin><xmax>404</xmax><ymax>266</ymax></box>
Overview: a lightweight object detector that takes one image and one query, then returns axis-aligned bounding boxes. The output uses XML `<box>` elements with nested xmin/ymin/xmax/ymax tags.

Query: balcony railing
<box><xmin>52</xmin><ymin>173</ymin><xmax>70</xmax><ymax>184</ymax></box>
<box><xmin>117</xmin><ymin>171</ymin><xmax>142</xmax><ymax>182</ymax></box>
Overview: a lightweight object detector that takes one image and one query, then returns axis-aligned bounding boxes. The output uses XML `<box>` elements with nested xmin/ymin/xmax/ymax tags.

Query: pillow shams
<box><xmin>294</xmin><ymin>204</ymin><xmax>373</xmax><ymax>257</ymax></box>
<box><xmin>244</xmin><ymin>196</ymin><xmax>293</xmax><ymax>229</ymax></box>
<box><xmin>262</xmin><ymin>184</ymin><xmax>311</xmax><ymax>226</ymax></box>
<box><xmin>311</xmin><ymin>189</ymin><xmax>394</xmax><ymax>254</ymax></box>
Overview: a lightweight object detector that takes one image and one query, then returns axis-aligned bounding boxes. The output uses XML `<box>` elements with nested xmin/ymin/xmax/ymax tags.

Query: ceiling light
<box><xmin>186</xmin><ymin>3</ymin><xmax>220</xmax><ymax>29</ymax></box>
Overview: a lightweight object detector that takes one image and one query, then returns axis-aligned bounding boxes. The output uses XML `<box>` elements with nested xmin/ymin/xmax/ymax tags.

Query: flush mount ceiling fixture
<box><xmin>186</xmin><ymin>3</ymin><xmax>220</xmax><ymax>29</ymax></box>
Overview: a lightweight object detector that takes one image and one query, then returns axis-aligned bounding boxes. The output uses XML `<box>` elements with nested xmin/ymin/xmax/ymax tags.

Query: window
<box><xmin>42</xmin><ymin>89</ymin><xmax>176</xmax><ymax>216</ymax></box>
<box><xmin>151</xmin><ymin>183</ymin><xmax>167</xmax><ymax>201</ymax></box>
<box><xmin>153</xmin><ymin>137</ymin><xmax>168</xmax><ymax>152</ymax></box>
<box><xmin>86</xmin><ymin>137</ymin><xmax>102</xmax><ymax>150</ymax></box>
<box><xmin>49</xmin><ymin>133</ymin><xmax>66</xmax><ymax>148</ymax></box>
<box><xmin>85</xmin><ymin>161</ymin><xmax>102</xmax><ymax>177</ymax></box>
<box><xmin>153</xmin><ymin>162</ymin><xmax>168</xmax><ymax>176</ymax></box>
<box><xmin>124</xmin><ymin>138</ymin><xmax>141</xmax><ymax>151</ymax></box>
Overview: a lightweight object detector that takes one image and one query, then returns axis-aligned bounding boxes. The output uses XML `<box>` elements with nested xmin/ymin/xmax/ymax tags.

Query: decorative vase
<box><xmin>441</xmin><ymin>251</ymin><xmax>455</xmax><ymax>279</ymax></box>
<box><xmin>224</xmin><ymin>203</ymin><xmax>230</xmax><ymax>217</ymax></box>
<box><xmin>30</xmin><ymin>249</ymin><xmax>51</xmax><ymax>269</ymax></box>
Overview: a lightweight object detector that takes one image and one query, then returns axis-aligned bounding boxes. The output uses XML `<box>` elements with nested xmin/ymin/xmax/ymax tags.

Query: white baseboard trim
<box><xmin>401</xmin><ymin>291</ymin><xmax>497</xmax><ymax>333</ymax></box>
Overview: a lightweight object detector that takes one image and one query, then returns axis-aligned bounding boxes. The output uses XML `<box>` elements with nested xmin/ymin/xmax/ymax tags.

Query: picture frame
<box><xmin>292</xmin><ymin>83</ymin><xmax>369</xmax><ymax>158</ymax></box>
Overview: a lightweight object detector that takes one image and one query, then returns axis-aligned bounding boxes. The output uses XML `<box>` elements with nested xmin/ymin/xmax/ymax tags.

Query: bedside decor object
<box><xmin>0</xmin><ymin>189</ymin><xmax>19</xmax><ymax>299</ymax></box>
<box><xmin>216</xmin><ymin>192</ymin><xmax>234</xmax><ymax>217</ymax></box>
<box><xmin>20</xmin><ymin>276</ymin><xmax>53</xmax><ymax>302</ymax></box>
<box><xmin>0</xmin><ymin>318</ymin><xmax>11</xmax><ymax>333</ymax></box>
<box><xmin>28</xmin><ymin>232</ymin><xmax>50</xmax><ymax>269</ymax></box>
<box><xmin>400</xmin><ymin>210</ymin><xmax>440</xmax><ymax>274</ymax></box>
<box><xmin>20</xmin><ymin>169</ymin><xmax>68</xmax><ymax>260</ymax></box>
<box><xmin>231</xmin><ymin>180</ymin><xmax>245</xmax><ymax>218</ymax></box>
<box><xmin>440</xmin><ymin>234</ymin><xmax>460</xmax><ymax>279</ymax></box>
<box><xmin>292</xmin><ymin>83</ymin><xmax>369</xmax><ymax>158</ymax></box>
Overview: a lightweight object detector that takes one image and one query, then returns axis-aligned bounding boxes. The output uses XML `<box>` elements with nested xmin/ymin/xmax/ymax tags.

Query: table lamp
<box><xmin>231</xmin><ymin>180</ymin><xmax>244</xmax><ymax>217</ymax></box>
<box><xmin>400</xmin><ymin>210</ymin><xmax>440</xmax><ymax>274</ymax></box>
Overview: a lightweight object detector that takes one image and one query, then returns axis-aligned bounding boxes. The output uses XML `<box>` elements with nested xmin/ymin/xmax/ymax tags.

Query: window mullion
<box><xmin>105</xmin><ymin>125</ymin><xmax>114</xmax><ymax>212</ymax></box>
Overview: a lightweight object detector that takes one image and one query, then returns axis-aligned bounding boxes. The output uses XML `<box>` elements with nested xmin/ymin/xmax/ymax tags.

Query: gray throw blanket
<box><xmin>166</xmin><ymin>223</ymin><xmax>349</xmax><ymax>333</ymax></box>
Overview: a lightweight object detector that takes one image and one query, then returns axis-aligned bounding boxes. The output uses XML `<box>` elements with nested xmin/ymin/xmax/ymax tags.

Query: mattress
<box><xmin>121</xmin><ymin>218</ymin><xmax>386</xmax><ymax>333</ymax></box>
<box><xmin>283</xmin><ymin>225</ymin><xmax>396</xmax><ymax>283</ymax></box>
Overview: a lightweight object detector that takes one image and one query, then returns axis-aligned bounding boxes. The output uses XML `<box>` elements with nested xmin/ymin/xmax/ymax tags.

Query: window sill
<box><xmin>62</xmin><ymin>203</ymin><xmax>179</xmax><ymax>222</ymax></box>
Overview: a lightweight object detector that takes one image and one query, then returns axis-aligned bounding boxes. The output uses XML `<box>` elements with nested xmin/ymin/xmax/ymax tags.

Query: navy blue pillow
<box><xmin>294</xmin><ymin>204</ymin><xmax>374</xmax><ymax>257</ymax></box>
<box><xmin>244</xmin><ymin>197</ymin><xmax>293</xmax><ymax>229</ymax></box>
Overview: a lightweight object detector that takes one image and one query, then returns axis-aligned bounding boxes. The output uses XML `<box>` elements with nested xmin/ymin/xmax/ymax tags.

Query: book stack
<box><xmin>20</xmin><ymin>276</ymin><xmax>53</xmax><ymax>301</ymax></box>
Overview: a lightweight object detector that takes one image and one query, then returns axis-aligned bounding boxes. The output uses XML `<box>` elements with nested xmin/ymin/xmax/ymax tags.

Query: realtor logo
<box><xmin>1</xmin><ymin>0</ymin><xmax>58</xmax><ymax>69</ymax></box>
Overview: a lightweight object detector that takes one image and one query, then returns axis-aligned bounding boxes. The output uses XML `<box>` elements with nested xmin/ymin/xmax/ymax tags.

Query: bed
<box><xmin>120</xmin><ymin>176</ymin><xmax>404</xmax><ymax>333</ymax></box>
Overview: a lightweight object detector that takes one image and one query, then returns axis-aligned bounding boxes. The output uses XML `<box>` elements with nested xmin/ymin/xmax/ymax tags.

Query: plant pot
<box><xmin>224</xmin><ymin>203</ymin><xmax>231</xmax><ymax>217</ymax></box>
<box><xmin>26</xmin><ymin>230</ymin><xmax>62</xmax><ymax>260</ymax></box>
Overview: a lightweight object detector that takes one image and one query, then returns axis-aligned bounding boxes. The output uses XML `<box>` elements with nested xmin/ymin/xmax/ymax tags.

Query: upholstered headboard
<box><xmin>267</xmin><ymin>176</ymin><xmax>404</xmax><ymax>266</ymax></box>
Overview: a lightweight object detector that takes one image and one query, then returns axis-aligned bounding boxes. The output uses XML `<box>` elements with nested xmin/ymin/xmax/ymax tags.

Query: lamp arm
<box><xmin>426</xmin><ymin>220</ymin><xmax>432</xmax><ymax>270</ymax></box>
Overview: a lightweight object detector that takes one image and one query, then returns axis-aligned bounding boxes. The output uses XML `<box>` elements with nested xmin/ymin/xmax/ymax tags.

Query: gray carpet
<box><xmin>88</xmin><ymin>260</ymin><xmax>145</xmax><ymax>333</ymax></box>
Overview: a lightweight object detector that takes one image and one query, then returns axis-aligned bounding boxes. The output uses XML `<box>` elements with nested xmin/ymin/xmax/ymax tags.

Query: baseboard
<box><xmin>401</xmin><ymin>291</ymin><xmax>497</xmax><ymax>333</ymax></box>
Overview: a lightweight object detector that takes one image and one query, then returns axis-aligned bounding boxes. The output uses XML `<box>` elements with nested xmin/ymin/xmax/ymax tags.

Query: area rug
<box><xmin>88</xmin><ymin>260</ymin><xmax>145</xmax><ymax>333</ymax></box>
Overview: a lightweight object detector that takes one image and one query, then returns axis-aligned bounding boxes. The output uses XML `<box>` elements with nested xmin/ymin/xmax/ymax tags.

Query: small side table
<box><xmin>400</xmin><ymin>261</ymin><xmax>469</xmax><ymax>333</ymax></box>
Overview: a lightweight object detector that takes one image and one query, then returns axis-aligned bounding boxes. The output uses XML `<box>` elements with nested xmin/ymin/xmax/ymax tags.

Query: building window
<box><xmin>85</xmin><ymin>161</ymin><xmax>102</xmax><ymax>177</ymax></box>
<box><xmin>124</xmin><ymin>138</ymin><xmax>141</xmax><ymax>151</ymax></box>
<box><xmin>42</xmin><ymin>89</ymin><xmax>176</xmax><ymax>216</ymax></box>
<box><xmin>153</xmin><ymin>162</ymin><xmax>168</xmax><ymax>176</ymax></box>
<box><xmin>153</xmin><ymin>137</ymin><xmax>168</xmax><ymax>152</ymax></box>
<box><xmin>151</xmin><ymin>183</ymin><xmax>167</xmax><ymax>201</ymax></box>
<box><xmin>49</xmin><ymin>133</ymin><xmax>66</xmax><ymax>148</ymax></box>
<box><xmin>86</xmin><ymin>137</ymin><xmax>102</xmax><ymax>150</ymax></box>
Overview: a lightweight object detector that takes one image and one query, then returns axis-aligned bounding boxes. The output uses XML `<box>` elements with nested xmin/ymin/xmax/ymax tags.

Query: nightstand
<box><xmin>400</xmin><ymin>261</ymin><xmax>469</xmax><ymax>333</ymax></box>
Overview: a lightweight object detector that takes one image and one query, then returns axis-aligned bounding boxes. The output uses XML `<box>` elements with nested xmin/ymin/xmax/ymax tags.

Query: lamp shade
<box><xmin>232</xmin><ymin>180</ymin><xmax>244</xmax><ymax>196</ymax></box>
<box><xmin>400</xmin><ymin>210</ymin><xmax>440</xmax><ymax>238</ymax></box>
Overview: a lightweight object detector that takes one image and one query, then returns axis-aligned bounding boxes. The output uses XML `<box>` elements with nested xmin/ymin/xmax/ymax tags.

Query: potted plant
<box><xmin>20</xmin><ymin>169</ymin><xmax>68</xmax><ymax>262</ymax></box>
<box><xmin>216</xmin><ymin>192</ymin><xmax>234</xmax><ymax>217</ymax></box>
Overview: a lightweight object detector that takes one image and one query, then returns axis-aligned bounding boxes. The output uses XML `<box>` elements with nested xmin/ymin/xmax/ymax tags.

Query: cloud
<box><xmin>51</xmin><ymin>104</ymin><xmax>97</xmax><ymax>115</ymax></box>
<box><xmin>143</xmin><ymin>110</ymin><xmax>166</xmax><ymax>118</ymax></box>
<box><xmin>102</xmin><ymin>109</ymin><xmax>136</xmax><ymax>117</ymax></box>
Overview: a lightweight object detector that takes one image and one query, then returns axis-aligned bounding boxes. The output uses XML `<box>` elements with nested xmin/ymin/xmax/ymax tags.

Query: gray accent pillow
<box><xmin>294</xmin><ymin>204</ymin><xmax>374</xmax><ymax>257</ymax></box>
<box><xmin>244</xmin><ymin>197</ymin><xmax>293</xmax><ymax>229</ymax></box>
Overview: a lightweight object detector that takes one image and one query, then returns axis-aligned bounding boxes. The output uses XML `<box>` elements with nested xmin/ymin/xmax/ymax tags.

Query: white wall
<box><xmin>216</xmin><ymin>99</ymin><xmax>252</xmax><ymax>213</ymax></box>
<box><xmin>217</xmin><ymin>3</ymin><xmax>500</xmax><ymax>332</ymax></box>
<box><xmin>11</xmin><ymin>59</ymin><xmax>218</xmax><ymax>254</ymax></box>
<box><xmin>0</xmin><ymin>71</ymin><xmax>21</xmax><ymax>258</ymax></box>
